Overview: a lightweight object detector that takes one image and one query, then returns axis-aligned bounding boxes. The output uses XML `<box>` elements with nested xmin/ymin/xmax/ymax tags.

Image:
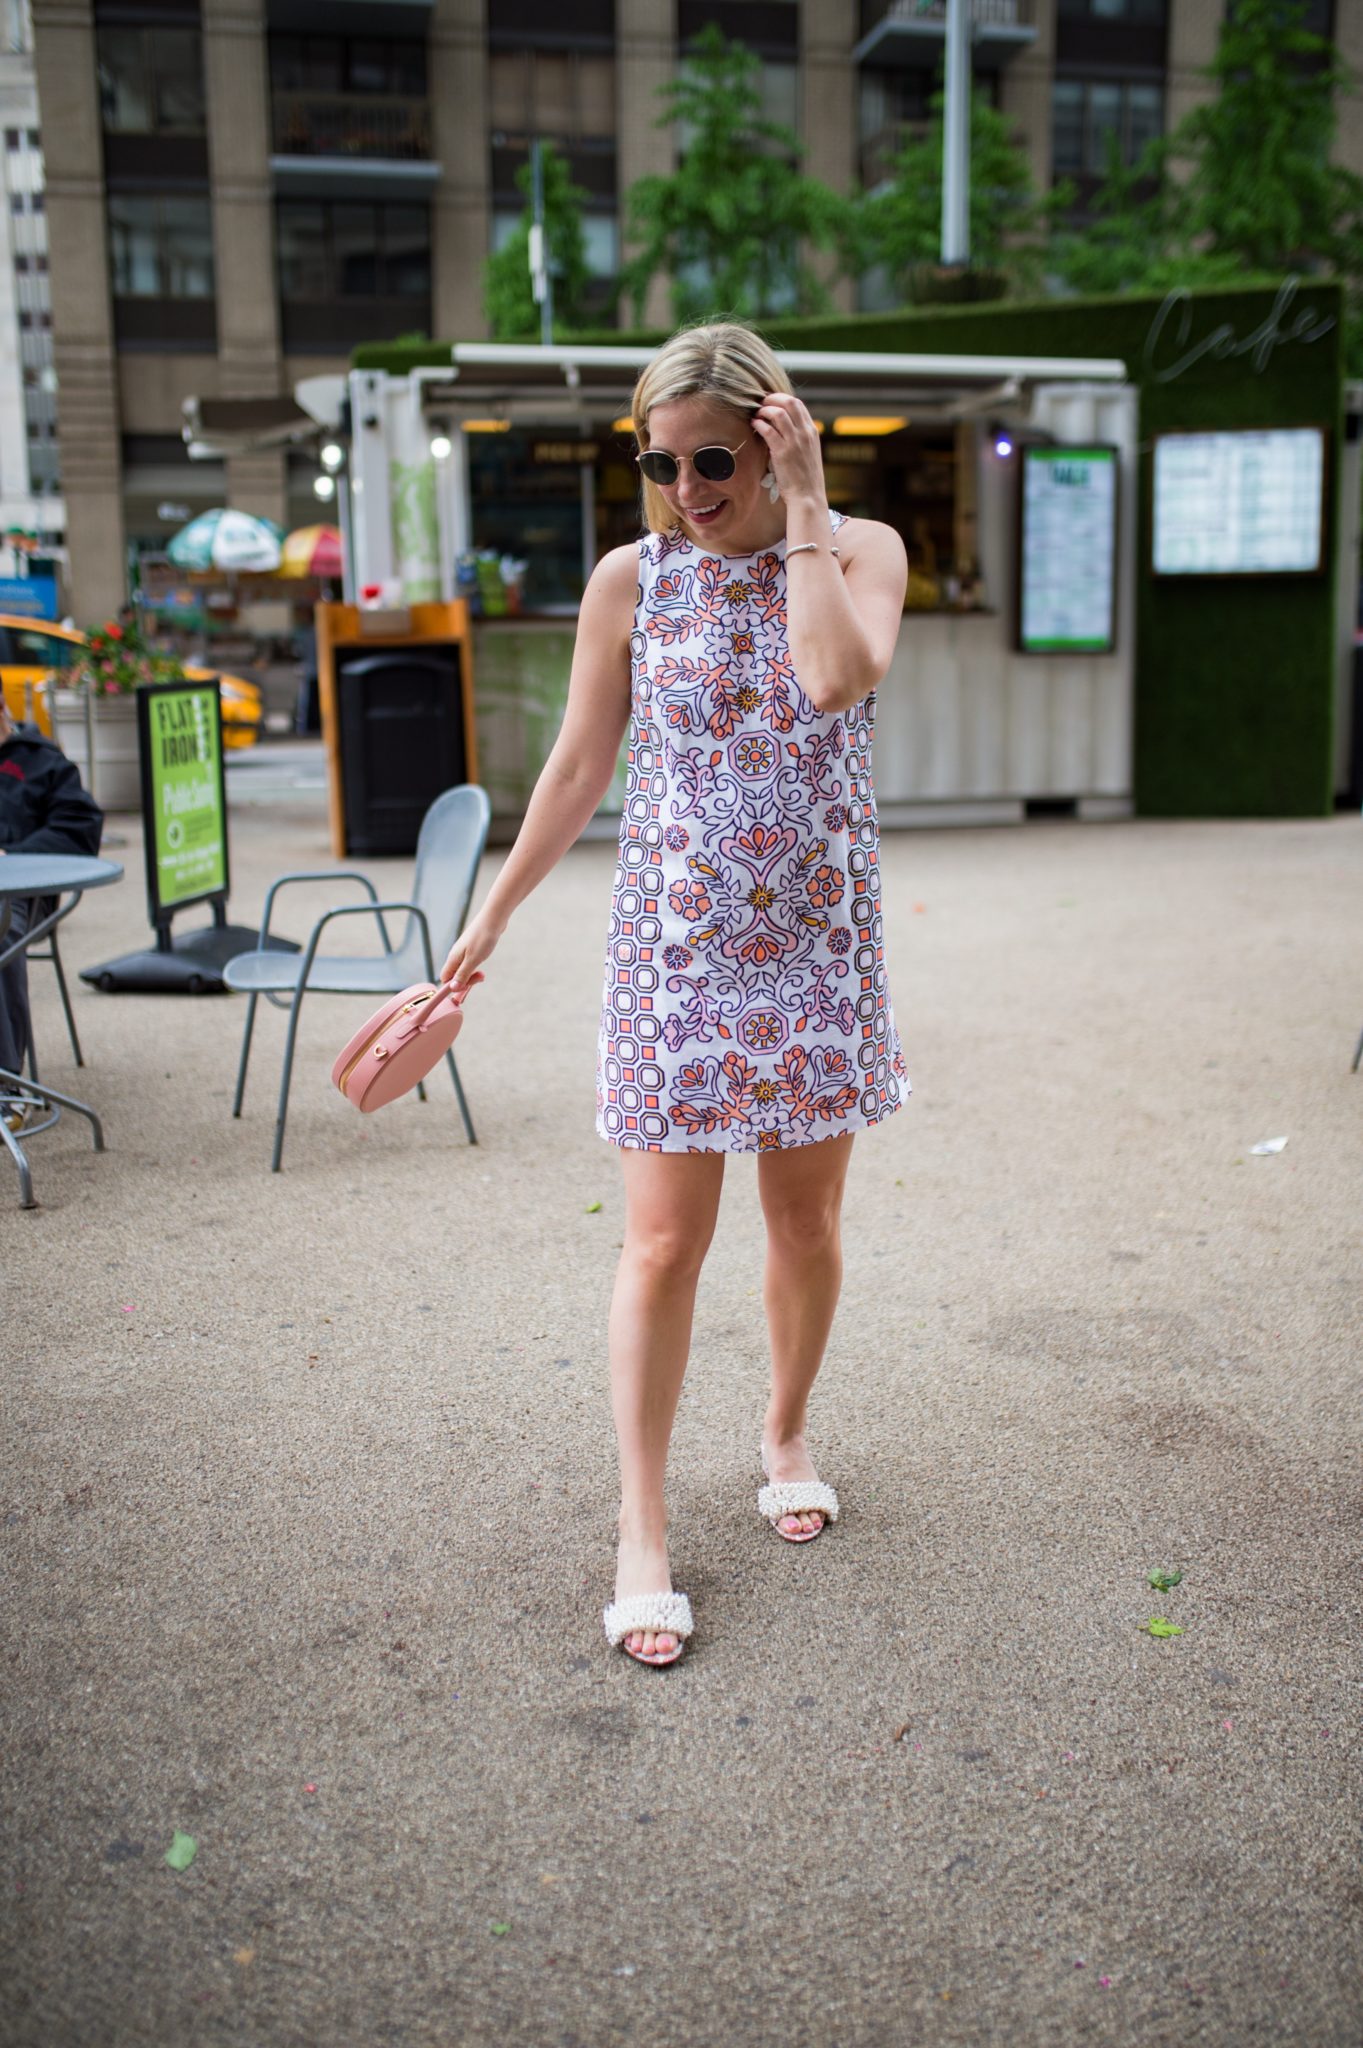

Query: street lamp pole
<box><xmin>941</xmin><ymin>0</ymin><xmax>971</xmax><ymax>267</ymax></box>
<box><xmin>529</xmin><ymin>138</ymin><xmax>554</xmax><ymax>346</ymax></box>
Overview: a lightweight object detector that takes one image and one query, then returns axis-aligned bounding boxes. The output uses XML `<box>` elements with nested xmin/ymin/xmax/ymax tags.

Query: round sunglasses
<box><xmin>636</xmin><ymin>439</ymin><xmax>747</xmax><ymax>488</ymax></box>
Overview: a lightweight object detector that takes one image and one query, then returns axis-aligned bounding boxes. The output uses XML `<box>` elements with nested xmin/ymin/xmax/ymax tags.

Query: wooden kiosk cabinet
<box><xmin>317</xmin><ymin>601</ymin><xmax>477</xmax><ymax>857</ymax></box>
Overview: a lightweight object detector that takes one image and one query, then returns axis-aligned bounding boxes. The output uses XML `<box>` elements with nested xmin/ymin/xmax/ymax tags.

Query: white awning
<box><xmin>449</xmin><ymin>342</ymin><xmax>1127</xmax><ymax>382</ymax></box>
<box><xmin>181</xmin><ymin>394</ymin><xmax>321</xmax><ymax>459</ymax></box>
<box><xmin>397</xmin><ymin>341</ymin><xmax>1128</xmax><ymax>424</ymax></box>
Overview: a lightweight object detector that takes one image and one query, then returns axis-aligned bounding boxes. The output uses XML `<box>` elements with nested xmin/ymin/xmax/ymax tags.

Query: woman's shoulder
<box><xmin>593</xmin><ymin>540</ymin><xmax>647</xmax><ymax>584</ymax></box>
<box><xmin>579</xmin><ymin>542</ymin><xmax>645</xmax><ymax>642</ymax></box>
<box><xmin>584</xmin><ymin>540</ymin><xmax>648</xmax><ymax>601</ymax></box>
<box><xmin>832</xmin><ymin>513</ymin><xmax>906</xmax><ymax>560</ymax></box>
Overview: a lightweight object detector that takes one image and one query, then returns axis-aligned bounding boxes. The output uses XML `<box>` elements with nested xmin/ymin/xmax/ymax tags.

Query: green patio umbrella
<box><xmin>166</xmin><ymin>509</ymin><xmax>285</xmax><ymax>574</ymax></box>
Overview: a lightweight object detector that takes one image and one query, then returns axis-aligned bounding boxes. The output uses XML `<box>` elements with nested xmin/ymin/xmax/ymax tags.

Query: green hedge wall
<box><xmin>355</xmin><ymin>281</ymin><xmax>1347</xmax><ymax>817</ymax></box>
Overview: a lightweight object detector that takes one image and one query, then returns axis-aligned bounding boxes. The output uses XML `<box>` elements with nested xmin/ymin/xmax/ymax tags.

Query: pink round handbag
<box><xmin>331</xmin><ymin>974</ymin><xmax>482</xmax><ymax>1113</ymax></box>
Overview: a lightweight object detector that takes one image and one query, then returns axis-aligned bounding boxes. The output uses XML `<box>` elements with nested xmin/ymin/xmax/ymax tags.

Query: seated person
<box><xmin>0</xmin><ymin>695</ymin><xmax>104</xmax><ymax>1128</ymax></box>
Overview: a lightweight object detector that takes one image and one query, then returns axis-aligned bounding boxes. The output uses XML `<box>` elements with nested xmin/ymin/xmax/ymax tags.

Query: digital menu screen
<box><xmin>1018</xmin><ymin>446</ymin><xmax>1118</xmax><ymax>655</ymax></box>
<box><xmin>1152</xmin><ymin>428</ymin><xmax>1326</xmax><ymax>576</ymax></box>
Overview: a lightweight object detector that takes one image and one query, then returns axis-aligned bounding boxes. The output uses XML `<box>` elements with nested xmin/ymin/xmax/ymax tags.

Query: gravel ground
<box><xmin>4</xmin><ymin>768</ymin><xmax>1361</xmax><ymax>2048</ymax></box>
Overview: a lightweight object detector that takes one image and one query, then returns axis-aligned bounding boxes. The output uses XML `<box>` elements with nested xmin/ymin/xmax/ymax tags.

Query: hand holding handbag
<box><xmin>331</xmin><ymin>974</ymin><xmax>483</xmax><ymax>1113</ymax></box>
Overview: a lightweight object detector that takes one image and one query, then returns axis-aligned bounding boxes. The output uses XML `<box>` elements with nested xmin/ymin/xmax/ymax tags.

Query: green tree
<box><xmin>1169</xmin><ymin>0</ymin><xmax>1360</xmax><ymax>275</ymax></box>
<box><xmin>483</xmin><ymin>141</ymin><xmax>593</xmax><ymax>340</ymax></box>
<box><xmin>1045</xmin><ymin>131</ymin><xmax>1183</xmax><ymax>297</ymax></box>
<box><xmin>858</xmin><ymin>87</ymin><xmax>1069</xmax><ymax>300</ymax></box>
<box><xmin>621</xmin><ymin>24</ymin><xmax>849</xmax><ymax>326</ymax></box>
<box><xmin>1051</xmin><ymin>0</ymin><xmax>1363</xmax><ymax>367</ymax></box>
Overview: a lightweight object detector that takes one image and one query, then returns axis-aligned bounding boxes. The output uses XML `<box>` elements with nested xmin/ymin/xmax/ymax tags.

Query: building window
<box><xmin>487</xmin><ymin>0</ymin><xmax>614</xmax><ymax>40</ymax></box>
<box><xmin>269</xmin><ymin>36</ymin><xmax>430</xmax><ymax>158</ymax></box>
<box><xmin>491</xmin><ymin>207</ymin><xmax>618</xmax><ymax>280</ymax></box>
<box><xmin>276</xmin><ymin>199</ymin><xmax>430</xmax><ymax>347</ymax></box>
<box><xmin>488</xmin><ymin>49</ymin><xmax>614</xmax><ymax>143</ymax></box>
<box><xmin>679</xmin><ymin>2</ymin><xmax>798</xmax><ymax>59</ymax></box>
<box><xmin>108</xmin><ymin>194</ymin><xmax>214</xmax><ymax>296</ymax></box>
<box><xmin>859</xmin><ymin>66</ymin><xmax>1000</xmax><ymax>189</ymax></box>
<box><xmin>277</xmin><ymin>199</ymin><xmax>430</xmax><ymax>299</ymax></box>
<box><xmin>96</xmin><ymin>27</ymin><xmax>205</xmax><ymax>134</ymax></box>
<box><xmin>757</xmin><ymin>58</ymin><xmax>798</xmax><ymax>133</ymax></box>
<box><xmin>1052</xmin><ymin>78</ymin><xmax>1163</xmax><ymax>175</ymax></box>
<box><xmin>488</xmin><ymin>48</ymin><xmax>618</xmax><ymax>213</ymax></box>
<box><xmin>268</xmin><ymin>35</ymin><xmax>428</xmax><ymax>97</ymax></box>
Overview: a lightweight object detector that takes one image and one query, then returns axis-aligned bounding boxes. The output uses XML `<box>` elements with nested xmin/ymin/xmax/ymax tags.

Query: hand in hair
<box><xmin>751</xmin><ymin>392</ymin><xmax>826</xmax><ymax>510</ymax></box>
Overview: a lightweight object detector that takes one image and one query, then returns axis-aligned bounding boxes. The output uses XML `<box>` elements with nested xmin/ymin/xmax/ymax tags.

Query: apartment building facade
<box><xmin>28</xmin><ymin>0</ymin><xmax>1363</xmax><ymax>617</ymax></box>
<box><xmin>1</xmin><ymin>0</ymin><xmax>63</xmax><ymax>559</ymax></box>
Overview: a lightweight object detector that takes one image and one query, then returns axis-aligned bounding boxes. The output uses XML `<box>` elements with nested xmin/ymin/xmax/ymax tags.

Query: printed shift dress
<box><xmin>596</xmin><ymin>510</ymin><xmax>908</xmax><ymax>1153</ymax></box>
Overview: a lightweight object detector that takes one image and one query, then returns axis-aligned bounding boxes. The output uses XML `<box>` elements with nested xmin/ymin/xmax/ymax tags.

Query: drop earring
<box><xmin>761</xmin><ymin>467</ymin><xmax>781</xmax><ymax>503</ymax></box>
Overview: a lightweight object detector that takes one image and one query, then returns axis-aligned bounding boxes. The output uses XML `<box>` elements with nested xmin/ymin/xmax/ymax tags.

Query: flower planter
<box><xmin>50</xmin><ymin>688</ymin><xmax>142</xmax><ymax>812</ymax></box>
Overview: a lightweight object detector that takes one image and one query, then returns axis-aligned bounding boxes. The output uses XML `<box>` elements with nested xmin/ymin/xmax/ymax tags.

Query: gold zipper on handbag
<box><xmin>336</xmin><ymin>992</ymin><xmax>435</xmax><ymax>1094</ymax></box>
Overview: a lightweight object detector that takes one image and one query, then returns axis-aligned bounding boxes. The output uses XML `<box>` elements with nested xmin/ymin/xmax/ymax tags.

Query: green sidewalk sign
<box><xmin>83</xmin><ymin>675</ymin><xmax>295</xmax><ymax>993</ymax></box>
<box><xmin>137</xmin><ymin>679</ymin><xmax>230</xmax><ymax>930</ymax></box>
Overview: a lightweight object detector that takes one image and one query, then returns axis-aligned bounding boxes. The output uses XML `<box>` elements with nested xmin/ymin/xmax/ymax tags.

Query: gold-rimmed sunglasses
<box><xmin>636</xmin><ymin>440</ymin><xmax>747</xmax><ymax>487</ymax></box>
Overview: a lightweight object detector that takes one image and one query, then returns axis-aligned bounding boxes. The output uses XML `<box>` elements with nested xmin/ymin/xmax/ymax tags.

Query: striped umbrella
<box><xmin>167</xmin><ymin>508</ymin><xmax>284</xmax><ymax>574</ymax></box>
<box><xmin>279</xmin><ymin>525</ymin><xmax>344</xmax><ymax>579</ymax></box>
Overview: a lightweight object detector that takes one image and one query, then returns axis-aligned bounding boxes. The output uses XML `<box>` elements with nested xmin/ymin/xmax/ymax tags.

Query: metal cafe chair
<box><xmin>223</xmin><ymin>782</ymin><xmax>490</xmax><ymax>1171</ymax></box>
<box><xmin>24</xmin><ymin>906</ymin><xmax>84</xmax><ymax>1074</ymax></box>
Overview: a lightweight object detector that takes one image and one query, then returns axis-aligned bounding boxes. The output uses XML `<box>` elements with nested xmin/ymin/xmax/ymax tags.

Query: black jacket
<box><xmin>0</xmin><ymin>722</ymin><xmax>104</xmax><ymax>858</ymax></box>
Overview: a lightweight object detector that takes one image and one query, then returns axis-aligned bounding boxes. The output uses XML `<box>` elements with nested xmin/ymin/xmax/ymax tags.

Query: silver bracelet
<box><xmin>786</xmin><ymin>542</ymin><xmax>840</xmax><ymax>557</ymax></box>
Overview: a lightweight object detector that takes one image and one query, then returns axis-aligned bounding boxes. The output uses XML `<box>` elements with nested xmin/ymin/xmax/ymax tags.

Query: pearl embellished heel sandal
<box><xmin>758</xmin><ymin>1446</ymin><xmax>839</xmax><ymax>1544</ymax></box>
<box><xmin>602</xmin><ymin>1590</ymin><xmax>694</xmax><ymax>1666</ymax></box>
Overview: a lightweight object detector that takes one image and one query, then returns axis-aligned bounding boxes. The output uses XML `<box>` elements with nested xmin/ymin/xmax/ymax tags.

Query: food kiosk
<box><xmin>336</xmin><ymin>342</ymin><xmax>1137</xmax><ymax>835</ymax></box>
<box><xmin>247</xmin><ymin>281</ymin><xmax>1348</xmax><ymax>823</ymax></box>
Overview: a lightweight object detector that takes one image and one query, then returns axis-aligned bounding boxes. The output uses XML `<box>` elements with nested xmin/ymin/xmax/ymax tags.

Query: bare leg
<box><xmin>757</xmin><ymin>1132</ymin><xmax>855</xmax><ymax>1535</ymax></box>
<box><xmin>609</xmin><ymin>1148</ymin><xmax>725</xmax><ymax>1656</ymax></box>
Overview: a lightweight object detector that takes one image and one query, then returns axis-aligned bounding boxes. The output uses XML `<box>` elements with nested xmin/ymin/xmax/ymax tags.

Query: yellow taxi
<box><xmin>0</xmin><ymin>614</ymin><xmax>263</xmax><ymax>749</ymax></box>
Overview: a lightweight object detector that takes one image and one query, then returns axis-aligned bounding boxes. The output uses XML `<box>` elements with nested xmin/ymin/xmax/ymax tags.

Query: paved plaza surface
<box><xmin>4</xmin><ymin>758</ymin><xmax>1361</xmax><ymax>2047</ymax></box>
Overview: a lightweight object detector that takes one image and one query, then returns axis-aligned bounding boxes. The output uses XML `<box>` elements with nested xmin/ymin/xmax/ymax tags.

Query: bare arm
<box><xmin>784</xmin><ymin>514</ymin><xmax>908</xmax><ymax>716</ymax></box>
<box><xmin>441</xmin><ymin>543</ymin><xmax>635</xmax><ymax>984</ymax></box>
<box><xmin>753</xmin><ymin>391</ymin><xmax>908</xmax><ymax>716</ymax></box>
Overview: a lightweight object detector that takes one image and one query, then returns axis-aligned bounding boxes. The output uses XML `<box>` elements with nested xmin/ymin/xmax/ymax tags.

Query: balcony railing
<box><xmin>271</xmin><ymin>91</ymin><xmax>432</xmax><ymax>162</ymax></box>
<box><xmin>856</xmin><ymin>0</ymin><xmax>1037</xmax><ymax>65</ymax></box>
<box><xmin>863</xmin><ymin>0</ymin><xmax>1034</xmax><ymax>27</ymax></box>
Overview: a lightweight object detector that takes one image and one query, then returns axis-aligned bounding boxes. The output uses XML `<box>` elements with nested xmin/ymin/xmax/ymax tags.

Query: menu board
<box><xmin>136</xmin><ymin>679</ymin><xmax>229</xmax><ymax>925</ymax></box>
<box><xmin>1152</xmin><ymin>428</ymin><xmax>1326</xmax><ymax>575</ymax></box>
<box><xmin>1018</xmin><ymin>446</ymin><xmax>1118</xmax><ymax>654</ymax></box>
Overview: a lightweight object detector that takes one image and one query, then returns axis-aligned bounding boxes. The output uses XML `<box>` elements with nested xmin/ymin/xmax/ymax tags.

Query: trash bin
<box><xmin>317</xmin><ymin>602</ymin><xmax>477</xmax><ymax>856</ymax></box>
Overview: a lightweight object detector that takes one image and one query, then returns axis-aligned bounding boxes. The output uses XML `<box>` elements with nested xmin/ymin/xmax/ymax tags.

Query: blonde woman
<box><xmin>442</xmin><ymin>321</ymin><xmax>909</xmax><ymax>1666</ymax></box>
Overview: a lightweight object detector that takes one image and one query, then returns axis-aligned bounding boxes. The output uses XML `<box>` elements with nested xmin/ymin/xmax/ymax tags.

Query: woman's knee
<box><xmin>617</xmin><ymin>1153</ymin><xmax>723</xmax><ymax>1284</ymax></box>
<box><xmin>623</xmin><ymin>1218</ymin><xmax>713</xmax><ymax>1284</ymax></box>
<box><xmin>763</xmin><ymin>1198</ymin><xmax>842</xmax><ymax>1258</ymax></box>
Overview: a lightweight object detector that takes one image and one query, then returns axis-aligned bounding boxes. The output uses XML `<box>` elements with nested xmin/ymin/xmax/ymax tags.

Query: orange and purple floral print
<box><xmin>596</xmin><ymin>512</ymin><xmax>908</xmax><ymax>1153</ymax></box>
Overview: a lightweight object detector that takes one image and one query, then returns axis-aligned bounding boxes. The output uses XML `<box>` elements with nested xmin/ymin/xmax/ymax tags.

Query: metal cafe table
<box><xmin>0</xmin><ymin>853</ymin><xmax>124</xmax><ymax>1208</ymax></box>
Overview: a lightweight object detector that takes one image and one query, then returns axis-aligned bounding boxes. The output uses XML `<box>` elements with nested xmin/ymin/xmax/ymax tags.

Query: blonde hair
<box><xmin>631</xmin><ymin>321</ymin><xmax>794</xmax><ymax>537</ymax></box>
